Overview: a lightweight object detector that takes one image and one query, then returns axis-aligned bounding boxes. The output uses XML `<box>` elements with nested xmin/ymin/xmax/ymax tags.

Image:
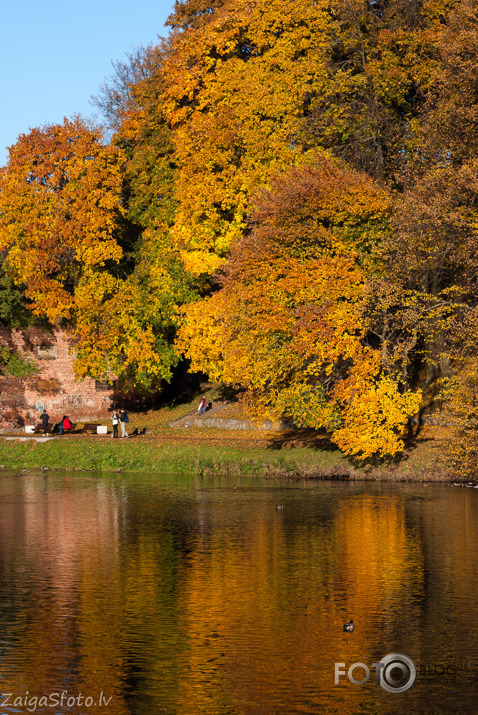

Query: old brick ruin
<box><xmin>0</xmin><ymin>328</ymin><xmax>116</xmax><ymax>429</ymax></box>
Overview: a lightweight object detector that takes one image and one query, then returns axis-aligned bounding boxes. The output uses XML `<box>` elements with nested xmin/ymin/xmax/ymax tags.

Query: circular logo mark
<box><xmin>377</xmin><ymin>653</ymin><xmax>416</xmax><ymax>693</ymax></box>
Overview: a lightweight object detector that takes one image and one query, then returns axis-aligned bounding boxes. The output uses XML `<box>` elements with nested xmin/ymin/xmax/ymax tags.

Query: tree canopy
<box><xmin>176</xmin><ymin>159</ymin><xmax>421</xmax><ymax>458</ymax></box>
<box><xmin>2</xmin><ymin>0</ymin><xmax>478</xmax><ymax>462</ymax></box>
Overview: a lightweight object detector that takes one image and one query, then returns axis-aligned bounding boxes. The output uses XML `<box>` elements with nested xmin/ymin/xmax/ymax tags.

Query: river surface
<box><xmin>0</xmin><ymin>471</ymin><xmax>477</xmax><ymax>714</ymax></box>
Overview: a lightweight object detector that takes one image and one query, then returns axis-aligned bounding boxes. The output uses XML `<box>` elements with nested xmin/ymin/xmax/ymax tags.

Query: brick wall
<box><xmin>0</xmin><ymin>328</ymin><xmax>116</xmax><ymax>428</ymax></box>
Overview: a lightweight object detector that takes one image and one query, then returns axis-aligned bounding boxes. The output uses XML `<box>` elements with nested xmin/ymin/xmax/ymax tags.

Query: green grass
<box><xmin>0</xmin><ymin>388</ymin><xmax>452</xmax><ymax>480</ymax></box>
<box><xmin>0</xmin><ymin>436</ymin><xmax>351</xmax><ymax>477</ymax></box>
<box><xmin>0</xmin><ymin>434</ymin><xmax>450</xmax><ymax>481</ymax></box>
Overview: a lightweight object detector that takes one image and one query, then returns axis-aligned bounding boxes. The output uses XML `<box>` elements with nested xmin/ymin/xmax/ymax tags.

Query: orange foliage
<box><xmin>0</xmin><ymin>118</ymin><xmax>175</xmax><ymax>386</ymax></box>
<box><xmin>0</xmin><ymin>117</ymin><xmax>124</xmax><ymax>322</ymax></box>
<box><xmin>177</xmin><ymin>160</ymin><xmax>421</xmax><ymax>459</ymax></box>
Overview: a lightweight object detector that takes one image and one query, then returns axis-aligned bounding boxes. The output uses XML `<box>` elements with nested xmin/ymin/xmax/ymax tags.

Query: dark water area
<box><xmin>0</xmin><ymin>471</ymin><xmax>477</xmax><ymax>714</ymax></box>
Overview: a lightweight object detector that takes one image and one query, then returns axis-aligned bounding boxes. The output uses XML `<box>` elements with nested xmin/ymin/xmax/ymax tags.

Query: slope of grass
<box><xmin>0</xmin><ymin>389</ymin><xmax>451</xmax><ymax>480</ymax></box>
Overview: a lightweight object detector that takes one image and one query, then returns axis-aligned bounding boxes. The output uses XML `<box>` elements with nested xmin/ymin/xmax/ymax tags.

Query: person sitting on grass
<box><xmin>198</xmin><ymin>395</ymin><xmax>208</xmax><ymax>415</ymax></box>
<box><xmin>58</xmin><ymin>415</ymin><xmax>72</xmax><ymax>435</ymax></box>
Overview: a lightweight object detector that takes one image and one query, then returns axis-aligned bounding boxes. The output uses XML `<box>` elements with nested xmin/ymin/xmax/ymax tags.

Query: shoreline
<box><xmin>0</xmin><ymin>428</ymin><xmax>457</xmax><ymax>483</ymax></box>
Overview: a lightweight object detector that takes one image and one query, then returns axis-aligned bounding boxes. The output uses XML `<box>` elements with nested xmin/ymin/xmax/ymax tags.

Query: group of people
<box><xmin>39</xmin><ymin>408</ymin><xmax>130</xmax><ymax>437</ymax></box>
<box><xmin>39</xmin><ymin>397</ymin><xmax>209</xmax><ymax>437</ymax></box>
<box><xmin>40</xmin><ymin>411</ymin><xmax>71</xmax><ymax>436</ymax></box>
<box><xmin>111</xmin><ymin>409</ymin><xmax>129</xmax><ymax>438</ymax></box>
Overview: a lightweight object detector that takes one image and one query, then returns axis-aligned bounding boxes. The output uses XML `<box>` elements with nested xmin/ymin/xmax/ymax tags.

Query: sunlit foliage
<box><xmin>177</xmin><ymin>160</ymin><xmax>421</xmax><ymax>459</ymax></box>
<box><xmin>0</xmin><ymin>117</ymin><xmax>175</xmax><ymax>387</ymax></box>
<box><xmin>3</xmin><ymin>0</ymin><xmax>478</xmax><ymax>461</ymax></box>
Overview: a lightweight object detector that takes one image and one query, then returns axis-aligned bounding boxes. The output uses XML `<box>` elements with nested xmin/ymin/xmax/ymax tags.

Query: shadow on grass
<box><xmin>127</xmin><ymin>428</ymin><xmax>147</xmax><ymax>438</ymax></box>
<box><xmin>266</xmin><ymin>429</ymin><xmax>340</xmax><ymax>453</ymax></box>
<box><xmin>266</xmin><ymin>428</ymin><xmax>429</xmax><ymax>478</ymax></box>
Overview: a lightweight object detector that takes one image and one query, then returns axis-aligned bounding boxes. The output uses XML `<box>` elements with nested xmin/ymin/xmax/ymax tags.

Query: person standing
<box><xmin>40</xmin><ymin>409</ymin><xmax>50</xmax><ymax>435</ymax></box>
<box><xmin>119</xmin><ymin>409</ymin><xmax>129</xmax><ymax>438</ymax></box>
<box><xmin>111</xmin><ymin>411</ymin><xmax>119</xmax><ymax>439</ymax></box>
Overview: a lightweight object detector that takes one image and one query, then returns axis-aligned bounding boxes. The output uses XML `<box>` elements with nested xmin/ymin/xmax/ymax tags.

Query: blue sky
<box><xmin>0</xmin><ymin>0</ymin><xmax>175</xmax><ymax>165</ymax></box>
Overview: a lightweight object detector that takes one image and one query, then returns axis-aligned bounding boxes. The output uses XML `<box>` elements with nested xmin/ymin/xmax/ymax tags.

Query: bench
<box><xmin>80</xmin><ymin>422</ymin><xmax>103</xmax><ymax>434</ymax></box>
<box><xmin>33</xmin><ymin>422</ymin><xmax>76</xmax><ymax>435</ymax></box>
<box><xmin>33</xmin><ymin>423</ymin><xmax>50</xmax><ymax>434</ymax></box>
<box><xmin>33</xmin><ymin>422</ymin><xmax>106</xmax><ymax>435</ymax></box>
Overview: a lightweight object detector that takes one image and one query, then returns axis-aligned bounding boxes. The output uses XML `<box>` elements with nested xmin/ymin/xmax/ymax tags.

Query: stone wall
<box><xmin>0</xmin><ymin>328</ymin><xmax>116</xmax><ymax>428</ymax></box>
<box><xmin>168</xmin><ymin>404</ymin><xmax>296</xmax><ymax>431</ymax></box>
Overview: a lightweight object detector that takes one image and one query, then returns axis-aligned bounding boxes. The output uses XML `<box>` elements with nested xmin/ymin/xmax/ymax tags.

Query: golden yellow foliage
<box><xmin>177</xmin><ymin>161</ymin><xmax>421</xmax><ymax>459</ymax></box>
<box><xmin>162</xmin><ymin>0</ymin><xmax>338</xmax><ymax>273</ymax></box>
<box><xmin>333</xmin><ymin>354</ymin><xmax>422</xmax><ymax>459</ymax></box>
<box><xmin>0</xmin><ymin>118</ymin><xmax>175</xmax><ymax>386</ymax></box>
<box><xmin>0</xmin><ymin>117</ymin><xmax>124</xmax><ymax>322</ymax></box>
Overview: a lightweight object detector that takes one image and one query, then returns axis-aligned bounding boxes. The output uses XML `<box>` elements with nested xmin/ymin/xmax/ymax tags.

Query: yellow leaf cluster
<box><xmin>0</xmin><ymin>117</ymin><xmax>125</xmax><ymax>322</ymax></box>
<box><xmin>332</xmin><ymin>354</ymin><xmax>422</xmax><ymax>459</ymax></box>
<box><xmin>162</xmin><ymin>0</ymin><xmax>338</xmax><ymax>271</ymax></box>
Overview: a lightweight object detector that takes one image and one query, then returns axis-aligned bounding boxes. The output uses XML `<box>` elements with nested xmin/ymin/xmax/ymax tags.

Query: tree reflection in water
<box><xmin>0</xmin><ymin>474</ymin><xmax>476</xmax><ymax>713</ymax></box>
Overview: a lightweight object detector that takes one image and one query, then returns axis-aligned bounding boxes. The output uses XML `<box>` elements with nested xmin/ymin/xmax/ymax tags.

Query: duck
<box><xmin>343</xmin><ymin>620</ymin><xmax>355</xmax><ymax>632</ymax></box>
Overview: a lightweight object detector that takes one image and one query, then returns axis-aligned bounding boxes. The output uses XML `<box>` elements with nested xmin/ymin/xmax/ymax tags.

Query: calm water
<box><xmin>0</xmin><ymin>472</ymin><xmax>477</xmax><ymax>714</ymax></box>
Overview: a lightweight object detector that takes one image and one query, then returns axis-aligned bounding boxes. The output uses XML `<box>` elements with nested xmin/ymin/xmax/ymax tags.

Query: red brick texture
<box><xmin>0</xmin><ymin>328</ymin><xmax>115</xmax><ymax>428</ymax></box>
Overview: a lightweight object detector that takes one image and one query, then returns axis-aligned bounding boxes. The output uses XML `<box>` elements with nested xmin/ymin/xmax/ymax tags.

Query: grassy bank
<box><xmin>0</xmin><ymin>429</ymin><xmax>451</xmax><ymax>481</ymax></box>
<box><xmin>0</xmin><ymin>435</ymin><xmax>349</xmax><ymax>477</ymax></box>
<box><xmin>0</xmin><ymin>391</ymin><xmax>453</xmax><ymax>481</ymax></box>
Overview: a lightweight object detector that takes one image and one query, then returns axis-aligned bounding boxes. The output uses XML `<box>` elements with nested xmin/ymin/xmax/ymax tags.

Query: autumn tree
<box><xmin>92</xmin><ymin>45</ymin><xmax>201</xmax><ymax>385</ymax></box>
<box><xmin>0</xmin><ymin>116</ymin><xmax>125</xmax><ymax>321</ymax></box>
<box><xmin>92</xmin><ymin>44</ymin><xmax>164</xmax><ymax>133</ymax></box>
<box><xmin>177</xmin><ymin>160</ymin><xmax>421</xmax><ymax>459</ymax></box>
<box><xmin>0</xmin><ymin>117</ymin><xmax>177</xmax><ymax>387</ymax></box>
<box><xmin>382</xmin><ymin>1</ymin><xmax>478</xmax><ymax>394</ymax></box>
<box><xmin>303</xmin><ymin>0</ymin><xmax>449</xmax><ymax>180</ymax></box>
<box><xmin>161</xmin><ymin>0</ymin><xmax>345</xmax><ymax>275</ymax></box>
<box><xmin>397</xmin><ymin>0</ymin><xmax>478</xmax><ymax>465</ymax></box>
